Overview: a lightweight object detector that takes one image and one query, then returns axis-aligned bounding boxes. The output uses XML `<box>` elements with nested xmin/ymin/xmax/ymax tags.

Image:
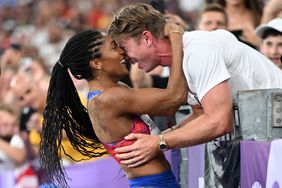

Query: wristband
<box><xmin>169</xmin><ymin>30</ymin><xmax>184</xmax><ymax>36</ymax></box>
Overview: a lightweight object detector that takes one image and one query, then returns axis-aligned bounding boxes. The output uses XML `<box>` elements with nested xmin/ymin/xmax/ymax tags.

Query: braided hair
<box><xmin>40</xmin><ymin>30</ymin><xmax>106</xmax><ymax>187</ymax></box>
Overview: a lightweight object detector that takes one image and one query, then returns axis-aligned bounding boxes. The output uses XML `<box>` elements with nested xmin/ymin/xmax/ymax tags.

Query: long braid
<box><xmin>40</xmin><ymin>30</ymin><xmax>106</xmax><ymax>187</ymax></box>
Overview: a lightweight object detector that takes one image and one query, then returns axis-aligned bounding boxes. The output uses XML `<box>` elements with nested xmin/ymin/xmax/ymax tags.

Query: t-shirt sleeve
<box><xmin>187</xmin><ymin>45</ymin><xmax>231</xmax><ymax>102</ymax></box>
<box><xmin>10</xmin><ymin>134</ymin><xmax>24</xmax><ymax>149</ymax></box>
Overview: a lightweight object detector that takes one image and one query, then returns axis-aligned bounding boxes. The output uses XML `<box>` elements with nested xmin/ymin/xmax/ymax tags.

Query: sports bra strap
<box><xmin>87</xmin><ymin>90</ymin><xmax>103</xmax><ymax>102</ymax></box>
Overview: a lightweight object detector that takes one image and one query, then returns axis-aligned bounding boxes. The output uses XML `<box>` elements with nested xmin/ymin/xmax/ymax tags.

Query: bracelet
<box><xmin>169</xmin><ymin>30</ymin><xmax>184</xmax><ymax>36</ymax></box>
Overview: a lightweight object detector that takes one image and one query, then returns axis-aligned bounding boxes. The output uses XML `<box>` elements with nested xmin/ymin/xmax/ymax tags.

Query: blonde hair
<box><xmin>108</xmin><ymin>3</ymin><xmax>166</xmax><ymax>42</ymax></box>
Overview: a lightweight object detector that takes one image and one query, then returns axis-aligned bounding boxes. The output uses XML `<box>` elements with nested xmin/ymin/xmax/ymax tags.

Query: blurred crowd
<box><xmin>0</xmin><ymin>0</ymin><xmax>281</xmax><ymax>187</ymax></box>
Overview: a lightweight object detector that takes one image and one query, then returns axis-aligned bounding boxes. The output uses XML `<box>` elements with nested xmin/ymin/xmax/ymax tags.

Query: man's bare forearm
<box><xmin>164</xmin><ymin>112</ymin><xmax>232</xmax><ymax>149</ymax></box>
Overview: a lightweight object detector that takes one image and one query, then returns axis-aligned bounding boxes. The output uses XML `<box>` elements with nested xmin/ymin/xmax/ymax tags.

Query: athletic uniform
<box><xmin>87</xmin><ymin>90</ymin><xmax>179</xmax><ymax>188</ymax></box>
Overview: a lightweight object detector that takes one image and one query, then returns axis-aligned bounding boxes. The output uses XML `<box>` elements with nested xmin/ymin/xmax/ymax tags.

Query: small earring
<box><xmin>97</xmin><ymin>68</ymin><xmax>102</xmax><ymax>79</ymax></box>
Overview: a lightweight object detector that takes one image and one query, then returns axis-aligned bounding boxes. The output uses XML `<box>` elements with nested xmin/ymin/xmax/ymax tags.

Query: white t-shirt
<box><xmin>182</xmin><ymin>29</ymin><xmax>282</xmax><ymax>105</ymax></box>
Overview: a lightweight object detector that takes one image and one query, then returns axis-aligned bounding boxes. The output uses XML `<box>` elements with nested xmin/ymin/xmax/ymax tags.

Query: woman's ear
<box><xmin>90</xmin><ymin>59</ymin><xmax>102</xmax><ymax>70</ymax></box>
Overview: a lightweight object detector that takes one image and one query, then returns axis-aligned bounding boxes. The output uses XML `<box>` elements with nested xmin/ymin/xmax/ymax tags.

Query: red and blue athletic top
<box><xmin>103</xmin><ymin>116</ymin><xmax>150</xmax><ymax>163</ymax></box>
<box><xmin>87</xmin><ymin>90</ymin><xmax>151</xmax><ymax>163</ymax></box>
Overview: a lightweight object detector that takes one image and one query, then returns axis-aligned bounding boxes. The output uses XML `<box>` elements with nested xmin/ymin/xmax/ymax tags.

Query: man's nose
<box><xmin>210</xmin><ymin>23</ymin><xmax>221</xmax><ymax>31</ymax></box>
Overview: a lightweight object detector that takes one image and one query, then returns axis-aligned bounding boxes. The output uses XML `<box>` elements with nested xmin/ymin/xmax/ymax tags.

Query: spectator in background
<box><xmin>256</xmin><ymin>18</ymin><xmax>282</xmax><ymax>69</ymax></box>
<box><xmin>34</xmin><ymin>20</ymin><xmax>72</xmax><ymax>70</ymax></box>
<box><xmin>0</xmin><ymin>45</ymin><xmax>22</xmax><ymax>104</ymax></box>
<box><xmin>197</xmin><ymin>2</ymin><xmax>258</xmax><ymax>50</ymax></box>
<box><xmin>19</xmin><ymin>56</ymin><xmax>51</xmax><ymax>95</ymax></box>
<box><xmin>11</xmin><ymin>71</ymin><xmax>47</xmax><ymax>114</ymax></box>
<box><xmin>0</xmin><ymin>44</ymin><xmax>22</xmax><ymax>72</ymax></box>
<box><xmin>10</xmin><ymin>70</ymin><xmax>94</xmax><ymax>166</ymax></box>
<box><xmin>0</xmin><ymin>103</ymin><xmax>39</xmax><ymax>187</ymax></box>
<box><xmin>261</xmin><ymin>0</ymin><xmax>282</xmax><ymax>24</ymax></box>
<box><xmin>164</xmin><ymin>13</ymin><xmax>189</xmax><ymax>31</ymax></box>
<box><xmin>9</xmin><ymin>71</ymin><xmax>46</xmax><ymax>164</ymax></box>
<box><xmin>177</xmin><ymin>0</ymin><xmax>205</xmax><ymax>29</ymax></box>
<box><xmin>0</xmin><ymin>103</ymin><xmax>25</xmax><ymax>170</ymax></box>
<box><xmin>0</xmin><ymin>66</ymin><xmax>16</xmax><ymax>103</ymax></box>
<box><xmin>216</xmin><ymin>0</ymin><xmax>263</xmax><ymax>48</ymax></box>
<box><xmin>197</xmin><ymin>3</ymin><xmax>228</xmax><ymax>31</ymax></box>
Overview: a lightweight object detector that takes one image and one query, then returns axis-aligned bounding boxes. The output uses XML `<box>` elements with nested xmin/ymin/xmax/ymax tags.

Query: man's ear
<box><xmin>90</xmin><ymin>59</ymin><xmax>102</xmax><ymax>70</ymax></box>
<box><xmin>142</xmin><ymin>31</ymin><xmax>153</xmax><ymax>47</ymax></box>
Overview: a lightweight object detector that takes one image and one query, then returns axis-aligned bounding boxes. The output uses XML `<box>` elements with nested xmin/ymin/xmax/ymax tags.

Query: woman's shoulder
<box><xmin>97</xmin><ymin>86</ymin><xmax>132</xmax><ymax>105</ymax></box>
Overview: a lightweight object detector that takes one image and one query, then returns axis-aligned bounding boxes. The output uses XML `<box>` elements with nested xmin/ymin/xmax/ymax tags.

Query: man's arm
<box><xmin>161</xmin><ymin>81</ymin><xmax>233</xmax><ymax>148</ymax></box>
<box><xmin>177</xmin><ymin>105</ymin><xmax>203</xmax><ymax>128</ymax></box>
<box><xmin>115</xmin><ymin>80</ymin><xmax>233</xmax><ymax>167</ymax></box>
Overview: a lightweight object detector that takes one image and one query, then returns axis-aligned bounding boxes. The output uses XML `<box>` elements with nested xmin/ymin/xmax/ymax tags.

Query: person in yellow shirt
<box><xmin>26</xmin><ymin>90</ymin><xmax>107</xmax><ymax>164</ymax></box>
<box><xmin>11</xmin><ymin>69</ymin><xmax>107</xmax><ymax>164</ymax></box>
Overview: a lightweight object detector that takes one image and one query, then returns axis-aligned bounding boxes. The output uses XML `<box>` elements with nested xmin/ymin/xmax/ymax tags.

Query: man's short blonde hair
<box><xmin>108</xmin><ymin>3</ymin><xmax>166</xmax><ymax>42</ymax></box>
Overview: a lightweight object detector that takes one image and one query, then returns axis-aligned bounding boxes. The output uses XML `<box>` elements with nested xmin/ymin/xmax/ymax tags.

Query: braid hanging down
<box><xmin>40</xmin><ymin>30</ymin><xmax>107</xmax><ymax>187</ymax></box>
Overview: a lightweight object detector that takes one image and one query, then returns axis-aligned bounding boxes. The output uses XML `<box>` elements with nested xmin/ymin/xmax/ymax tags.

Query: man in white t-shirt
<box><xmin>108</xmin><ymin>3</ymin><xmax>282</xmax><ymax>187</ymax></box>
